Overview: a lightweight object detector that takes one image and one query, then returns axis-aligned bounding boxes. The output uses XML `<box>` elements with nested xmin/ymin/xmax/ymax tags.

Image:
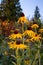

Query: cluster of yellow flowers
<box><xmin>7</xmin><ymin>16</ymin><xmax>42</xmax><ymax>51</ymax></box>
<box><xmin>6</xmin><ymin>16</ymin><xmax>43</xmax><ymax>65</ymax></box>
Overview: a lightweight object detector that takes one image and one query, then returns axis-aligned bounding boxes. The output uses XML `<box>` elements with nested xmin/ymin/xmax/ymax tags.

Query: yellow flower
<box><xmin>8</xmin><ymin>41</ymin><xmax>28</xmax><ymax>49</ymax></box>
<box><xmin>9</xmin><ymin>33</ymin><xmax>22</xmax><ymax>40</ymax></box>
<box><xmin>31</xmin><ymin>24</ymin><xmax>39</xmax><ymax>29</ymax></box>
<box><xmin>23</xmin><ymin>30</ymin><xmax>36</xmax><ymax>38</ymax></box>
<box><xmin>19</xmin><ymin>44</ymin><xmax>28</xmax><ymax>49</ymax></box>
<box><xmin>31</xmin><ymin>34</ymin><xmax>41</xmax><ymax>42</ymax></box>
<box><xmin>18</xmin><ymin>16</ymin><xmax>29</xmax><ymax>24</ymax></box>
<box><xmin>8</xmin><ymin>42</ymin><xmax>17</xmax><ymax>49</ymax></box>
<box><xmin>39</xmin><ymin>29</ymin><xmax>43</xmax><ymax>33</ymax></box>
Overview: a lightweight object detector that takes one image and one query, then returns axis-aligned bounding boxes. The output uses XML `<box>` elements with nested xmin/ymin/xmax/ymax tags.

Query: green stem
<box><xmin>16</xmin><ymin>48</ymin><xmax>20</xmax><ymax>65</ymax></box>
<box><xmin>38</xmin><ymin>41</ymin><xmax>41</xmax><ymax>65</ymax></box>
<box><xmin>35</xmin><ymin>28</ymin><xmax>37</xmax><ymax>33</ymax></box>
<box><xmin>22</xmin><ymin>23</ymin><xmax>24</xmax><ymax>33</ymax></box>
<box><xmin>32</xmin><ymin>41</ymin><xmax>41</xmax><ymax>65</ymax></box>
<box><xmin>39</xmin><ymin>51</ymin><xmax>41</xmax><ymax>65</ymax></box>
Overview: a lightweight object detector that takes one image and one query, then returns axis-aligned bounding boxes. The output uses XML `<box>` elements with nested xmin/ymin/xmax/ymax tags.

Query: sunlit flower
<box><xmin>8</xmin><ymin>41</ymin><xmax>28</xmax><ymax>49</ymax></box>
<box><xmin>31</xmin><ymin>34</ymin><xmax>41</xmax><ymax>42</ymax></box>
<box><xmin>23</xmin><ymin>30</ymin><xmax>36</xmax><ymax>38</ymax></box>
<box><xmin>9</xmin><ymin>33</ymin><xmax>22</xmax><ymax>40</ymax></box>
<box><xmin>18</xmin><ymin>16</ymin><xmax>29</xmax><ymax>24</ymax></box>
<box><xmin>31</xmin><ymin>24</ymin><xmax>39</xmax><ymax>29</ymax></box>
<box><xmin>39</xmin><ymin>29</ymin><xmax>43</xmax><ymax>33</ymax></box>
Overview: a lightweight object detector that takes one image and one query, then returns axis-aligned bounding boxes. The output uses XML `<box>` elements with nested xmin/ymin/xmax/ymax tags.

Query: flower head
<box><xmin>23</xmin><ymin>30</ymin><xmax>36</xmax><ymax>38</ymax></box>
<box><xmin>8</xmin><ymin>41</ymin><xmax>27</xmax><ymax>49</ymax></box>
<box><xmin>9</xmin><ymin>33</ymin><xmax>22</xmax><ymax>40</ymax></box>
<box><xmin>18</xmin><ymin>16</ymin><xmax>29</xmax><ymax>25</ymax></box>
<box><xmin>31</xmin><ymin>24</ymin><xmax>39</xmax><ymax>29</ymax></box>
<box><xmin>31</xmin><ymin>34</ymin><xmax>41</xmax><ymax>42</ymax></box>
<box><xmin>39</xmin><ymin>29</ymin><xmax>43</xmax><ymax>33</ymax></box>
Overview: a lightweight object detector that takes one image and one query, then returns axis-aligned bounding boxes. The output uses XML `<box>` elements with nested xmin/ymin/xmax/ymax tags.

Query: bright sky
<box><xmin>20</xmin><ymin>0</ymin><xmax>43</xmax><ymax>19</ymax></box>
<box><xmin>0</xmin><ymin>0</ymin><xmax>43</xmax><ymax>19</ymax></box>
<box><xmin>0</xmin><ymin>0</ymin><xmax>1</xmax><ymax>2</ymax></box>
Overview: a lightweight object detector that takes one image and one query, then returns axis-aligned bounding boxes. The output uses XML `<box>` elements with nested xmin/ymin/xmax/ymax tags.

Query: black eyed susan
<box><xmin>23</xmin><ymin>30</ymin><xmax>36</xmax><ymax>38</ymax></box>
<box><xmin>9</xmin><ymin>33</ymin><xmax>22</xmax><ymax>40</ymax></box>
<box><xmin>8</xmin><ymin>41</ymin><xmax>28</xmax><ymax>50</ymax></box>
<box><xmin>31</xmin><ymin>34</ymin><xmax>41</xmax><ymax>42</ymax></box>
<box><xmin>31</xmin><ymin>24</ymin><xmax>39</xmax><ymax>29</ymax></box>
<box><xmin>18</xmin><ymin>16</ymin><xmax>29</xmax><ymax>25</ymax></box>
<box><xmin>39</xmin><ymin>29</ymin><xmax>43</xmax><ymax>33</ymax></box>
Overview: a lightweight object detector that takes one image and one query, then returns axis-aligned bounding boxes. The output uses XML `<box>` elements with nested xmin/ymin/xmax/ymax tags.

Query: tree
<box><xmin>0</xmin><ymin>3</ymin><xmax>2</xmax><ymax>18</ymax></box>
<box><xmin>34</xmin><ymin>6</ymin><xmax>40</xmax><ymax>20</ymax></box>
<box><xmin>33</xmin><ymin>6</ymin><xmax>41</xmax><ymax>27</ymax></box>
<box><xmin>1</xmin><ymin>0</ymin><xmax>22</xmax><ymax>21</ymax></box>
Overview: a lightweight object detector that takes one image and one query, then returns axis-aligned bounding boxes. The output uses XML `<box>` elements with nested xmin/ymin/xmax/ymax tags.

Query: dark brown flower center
<box><xmin>20</xmin><ymin>12</ymin><xmax>25</xmax><ymax>17</ymax></box>
<box><xmin>27</xmin><ymin>27</ymin><xmax>32</xmax><ymax>30</ymax></box>
<box><xmin>16</xmin><ymin>39</ymin><xmax>21</xmax><ymax>45</ymax></box>
<box><xmin>14</xmin><ymin>30</ymin><xmax>18</xmax><ymax>34</ymax></box>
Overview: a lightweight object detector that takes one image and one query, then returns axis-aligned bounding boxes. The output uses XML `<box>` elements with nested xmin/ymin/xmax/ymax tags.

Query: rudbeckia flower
<box><xmin>9</xmin><ymin>33</ymin><xmax>22</xmax><ymax>40</ymax></box>
<box><xmin>31</xmin><ymin>34</ymin><xmax>41</xmax><ymax>42</ymax></box>
<box><xmin>8</xmin><ymin>41</ymin><xmax>28</xmax><ymax>49</ymax></box>
<box><xmin>18</xmin><ymin>16</ymin><xmax>29</xmax><ymax>25</ymax></box>
<box><xmin>31</xmin><ymin>24</ymin><xmax>39</xmax><ymax>29</ymax></box>
<box><xmin>39</xmin><ymin>29</ymin><xmax>43</xmax><ymax>33</ymax></box>
<box><xmin>23</xmin><ymin>30</ymin><xmax>36</xmax><ymax>38</ymax></box>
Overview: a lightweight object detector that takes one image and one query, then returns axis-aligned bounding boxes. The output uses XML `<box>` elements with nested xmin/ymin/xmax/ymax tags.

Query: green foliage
<box><xmin>34</xmin><ymin>6</ymin><xmax>40</xmax><ymax>19</ymax></box>
<box><xmin>0</xmin><ymin>10</ymin><xmax>2</xmax><ymax>17</ymax></box>
<box><xmin>32</xmin><ymin>6</ymin><xmax>41</xmax><ymax>28</ymax></box>
<box><xmin>1</xmin><ymin>0</ymin><xmax>22</xmax><ymax>21</ymax></box>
